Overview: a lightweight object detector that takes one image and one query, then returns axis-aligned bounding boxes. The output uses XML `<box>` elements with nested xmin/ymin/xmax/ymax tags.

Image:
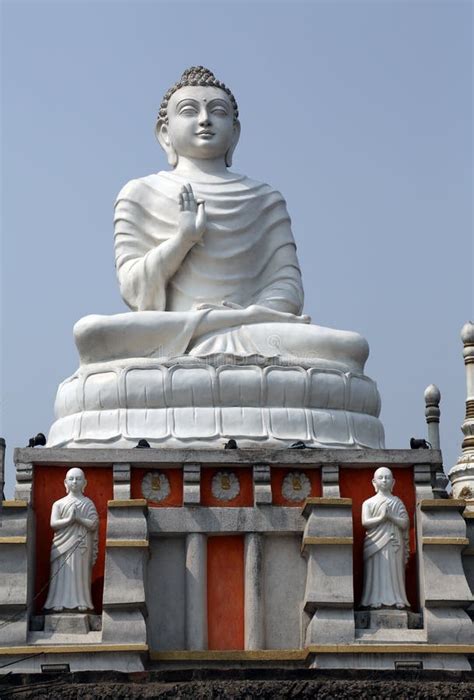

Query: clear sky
<box><xmin>1</xmin><ymin>0</ymin><xmax>472</xmax><ymax>494</ymax></box>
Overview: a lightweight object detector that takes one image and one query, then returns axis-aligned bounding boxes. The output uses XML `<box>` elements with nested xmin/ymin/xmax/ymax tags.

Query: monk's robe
<box><xmin>114</xmin><ymin>171</ymin><xmax>304</xmax><ymax>314</ymax></box>
<box><xmin>73</xmin><ymin>172</ymin><xmax>367</xmax><ymax>370</ymax></box>
<box><xmin>44</xmin><ymin>494</ymin><xmax>98</xmax><ymax>611</ymax></box>
<box><xmin>360</xmin><ymin>494</ymin><xmax>410</xmax><ymax>608</ymax></box>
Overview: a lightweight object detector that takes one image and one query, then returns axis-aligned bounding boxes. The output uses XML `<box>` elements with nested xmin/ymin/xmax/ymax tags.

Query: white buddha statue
<box><xmin>48</xmin><ymin>67</ymin><xmax>385</xmax><ymax>449</ymax></box>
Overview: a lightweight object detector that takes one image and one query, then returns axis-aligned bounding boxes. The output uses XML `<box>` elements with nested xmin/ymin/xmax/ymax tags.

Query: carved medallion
<box><xmin>211</xmin><ymin>471</ymin><xmax>240</xmax><ymax>501</ymax></box>
<box><xmin>282</xmin><ymin>471</ymin><xmax>311</xmax><ymax>501</ymax></box>
<box><xmin>141</xmin><ymin>471</ymin><xmax>171</xmax><ymax>502</ymax></box>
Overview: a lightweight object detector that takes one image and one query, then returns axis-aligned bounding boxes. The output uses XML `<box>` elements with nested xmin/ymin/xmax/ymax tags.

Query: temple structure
<box><xmin>0</xmin><ymin>67</ymin><xmax>472</xmax><ymax>675</ymax></box>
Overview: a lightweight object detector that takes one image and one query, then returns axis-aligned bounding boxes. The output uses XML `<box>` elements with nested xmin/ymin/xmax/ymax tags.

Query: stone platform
<box><xmin>48</xmin><ymin>357</ymin><xmax>384</xmax><ymax>449</ymax></box>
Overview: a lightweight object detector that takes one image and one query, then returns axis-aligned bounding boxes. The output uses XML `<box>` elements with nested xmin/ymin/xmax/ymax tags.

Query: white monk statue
<box><xmin>48</xmin><ymin>66</ymin><xmax>385</xmax><ymax>449</ymax></box>
<box><xmin>360</xmin><ymin>467</ymin><xmax>410</xmax><ymax>609</ymax></box>
<box><xmin>44</xmin><ymin>468</ymin><xmax>99</xmax><ymax>612</ymax></box>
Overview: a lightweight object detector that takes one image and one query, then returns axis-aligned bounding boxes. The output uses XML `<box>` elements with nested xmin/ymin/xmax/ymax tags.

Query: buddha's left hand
<box><xmin>196</xmin><ymin>301</ymin><xmax>244</xmax><ymax>311</ymax></box>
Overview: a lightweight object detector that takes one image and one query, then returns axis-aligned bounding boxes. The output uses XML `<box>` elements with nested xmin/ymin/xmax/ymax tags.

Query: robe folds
<box><xmin>44</xmin><ymin>494</ymin><xmax>99</xmax><ymax>611</ymax></box>
<box><xmin>114</xmin><ymin>171</ymin><xmax>304</xmax><ymax>314</ymax></box>
<box><xmin>360</xmin><ymin>494</ymin><xmax>410</xmax><ymax>608</ymax></box>
<box><xmin>72</xmin><ymin>171</ymin><xmax>369</xmax><ymax>370</ymax></box>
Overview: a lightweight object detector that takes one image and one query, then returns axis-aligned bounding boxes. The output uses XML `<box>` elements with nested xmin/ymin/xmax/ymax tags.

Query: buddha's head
<box><xmin>156</xmin><ymin>66</ymin><xmax>241</xmax><ymax>168</ymax></box>
<box><xmin>64</xmin><ymin>467</ymin><xmax>87</xmax><ymax>495</ymax></box>
<box><xmin>372</xmin><ymin>467</ymin><xmax>394</xmax><ymax>494</ymax></box>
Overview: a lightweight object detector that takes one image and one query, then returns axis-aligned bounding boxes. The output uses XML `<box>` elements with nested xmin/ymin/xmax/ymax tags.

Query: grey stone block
<box><xmin>101</xmin><ymin>609</ymin><xmax>147</xmax><ymax>644</ymax></box>
<box><xmin>44</xmin><ymin>613</ymin><xmax>90</xmax><ymax>634</ymax></box>
<box><xmin>305</xmin><ymin>609</ymin><xmax>355</xmax><ymax>645</ymax></box>
<box><xmin>368</xmin><ymin>609</ymin><xmax>408</xmax><ymax>630</ymax></box>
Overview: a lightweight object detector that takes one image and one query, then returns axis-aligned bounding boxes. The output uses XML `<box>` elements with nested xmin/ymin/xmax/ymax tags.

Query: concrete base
<box><xmin>44</xmin><ymin>614</ymin><xmax>90</xmax><ymax>635</ymax></box>
<box><xmin>367</xmin><ymin>609</ymin><xmax>408</xmax><ymax>630</ymax></box>
<box><xmin>308</xmin><ymin>653</ymin><xmax>472</xmax><ymax>671</ymax></box>
<box><xmin>0</xmin><ymin>651</ymin><xmax>145</xmax><ymax>674</ymax></box>
<box><xmin>425</xmin><ymin>607</ymin><xmax>473</xmax><ymax>644</ymax></box>
<box><xmin>305</xmin><ymin>609</ymin><xmax>355</xmax><ymax>645</ymax></box>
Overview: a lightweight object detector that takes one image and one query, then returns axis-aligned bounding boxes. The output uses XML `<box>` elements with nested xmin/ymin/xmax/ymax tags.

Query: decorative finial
<box><xmin>448</xmin><ymin>322</ymin><xmax>474</xmax><ymax>507</ymax></box>
<box><xmin>460</xmin><ymin>321</ymin><xmax>474</xmax><ymax>345</ymax></box>
<box><xmin>424</xmin><ymin>384</ymin><xmax>441</xmax><ymax>450</ymax></box>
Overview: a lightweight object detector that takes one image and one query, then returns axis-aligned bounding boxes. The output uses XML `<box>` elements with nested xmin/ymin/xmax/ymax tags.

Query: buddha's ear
<box><xmin>225</xmin><ymin>120</ymin><xmax>241</xmax><ymax>168</ymax></box>
<box><xmin>155</xmin><ymin>119</ymin><xmax>178</xmax><ymax>168</ymax></box>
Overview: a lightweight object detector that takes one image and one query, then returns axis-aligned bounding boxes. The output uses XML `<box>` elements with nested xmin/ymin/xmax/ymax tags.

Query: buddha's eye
<box><xmin>212</xmin><ymin>108</ymin><xmax>228</xmax><ymax>116</ymax></box>
<box><xmin>179</xmin><ymin>107</ymin><xmax>198</xmax><ymax>117</ymax></box>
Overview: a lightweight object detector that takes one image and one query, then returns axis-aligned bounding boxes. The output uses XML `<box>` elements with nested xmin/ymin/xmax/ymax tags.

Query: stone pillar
<box><xmin>253</xmin><ymin>464</ymin><xmax>272</xmax><ymax>505</ymax></box>
<box><xmin>0</xmin><ymin>500</ymin><xmax>31</xmax><ymax>644</ymax></box>
<box><xmin>113</xmin><ymin>463</ymin><xmax>131</xmax><ymax>500</ymax></box>
<box><xmin>14</xmin><ymin>462</ymin><xmax>33</xmax><ymax>503</ymax></box>
<box><xmin>183</xmin><ymin>464</ymin><xmax>201</xmax><ymax>505</ymax></box>
<box><xmin>244</xmin><ymin>532</ymin><xmax>264</xmax><ymax>649</ymax></box>
<box><xmin>449</xmin><ymin>322</ymin><xmax>474</xmax><ymax>509</ymax></box>
<box><xmin>424</xmin><ymin>384</ymin><xmax>441</xmax><ymax>450</ymax></box>
<box><xmin>102</xmin><ymin>499</ymin><xmax>148</xmax><ymax>644</ymax></box>
<box><xmin>414</xmin><ymin>464</ymin><xmax>434</xmax><ymax>500</ymax></box>
<box><xmin>185</xmin><ymin>532</ymin><xmax>207</xmax><ymax>650</ymax></box>
<box><xmin>0</xmin><ymin>438</ymin><xmax>5</xmax><ymax>507</ymax></box>
<box><xmin>302</xmin><ymin>497</ymin><xmax>355</xmax><ymax>644</ymax></box>
<box><xmin>321</xmin><ymin>465</ymin><xmax>340</xmax><ymax>498</ymax></box>
<box><xmin>424</xmin><ymin>385</ymin><xmax>448</xmax><ymax>498</ymax></box>
<box><xmin>462</xmin><ymin>510</ymin><xmax>474</xmax><ymax>618</ymax></box>
<box><xmin>417</xmin><ymin>499</ymin><xmax>473</xmax><ymax>643</ymax></box>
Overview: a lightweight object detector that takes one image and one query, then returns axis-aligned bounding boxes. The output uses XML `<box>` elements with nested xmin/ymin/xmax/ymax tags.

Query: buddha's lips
<box><xmin>196</xmin><ymin>131</ymin><xmax>215</xmax><ymax>137</ymax></box>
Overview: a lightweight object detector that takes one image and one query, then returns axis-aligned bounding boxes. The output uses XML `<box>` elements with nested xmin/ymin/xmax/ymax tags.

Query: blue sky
<box><xmin>1</xmin><ymin>0</ymin><xmax>472</xmax><ymax>493</ymax></box>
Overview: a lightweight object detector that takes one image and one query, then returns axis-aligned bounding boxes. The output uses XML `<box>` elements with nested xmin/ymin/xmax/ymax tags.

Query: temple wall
<box><xmin>0</xmin><ymin>446</ymin><xmax>471</xmax><ymax>672</ymax></box>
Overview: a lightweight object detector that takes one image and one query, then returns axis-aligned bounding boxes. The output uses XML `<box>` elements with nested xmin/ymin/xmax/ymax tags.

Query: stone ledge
<box><xmin>150</xmin><ymin>649</ymin><xmax>307</xmax><ymax>661</ymax></box>
<box><xmin>302</xmin><ymin>497</ymin><xmax>352</xmax><ymax>517</ymax></box>
<box><xmin>1</xmin><ymin>501</ymin><xmax>28</xmax><ymax>508</ymax></box>
<box><xmin>307</xmin><ymin>644</ymin><xmax>474</xmax><ymax>654</ymax></box>
<box><xmin>302</xmin><ymin>536</ymin><xmax>353</xmax><ymax>546</ymax></box>
<box><xmin>420</xmin><ymin>499</ymin><xmax>466</xmax><ymax>511</ymax></box>
<box><xmin>149</xmin><ymin>645</ymin><xmax>474</xmax><ymax>661</ymax></box>
<box><xmin>107</xmin><ymin>499</ymin><xmax>147</xmax><ymax>507</ymax></box>
<box><xmin>0</xmin><ymin>643</ymin><xmax>148</xmax><ymax>655</ymax></box>
<box><xmin>0</xmin><ymin>536</ymin><xmax>27</xmax><ymax>544</ymax></box>
<box><xmin>105</xmin><ymin>539</ymin><xmax>149</xmax><ymax>548</ymax></box>
<box><xmin>422</xmin><ymin>537</ymin><xmax>469</xmax><ymax>546</ymax></box>
<box><xmin>14</xmin><ymin>447</ymin><xmax>443</xmax><ymax>467</ymax></box>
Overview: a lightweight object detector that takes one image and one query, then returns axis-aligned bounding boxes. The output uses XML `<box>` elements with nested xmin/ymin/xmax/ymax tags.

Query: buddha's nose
<box><xmin>198</xmin><ymin>109</ymin><xmax>211</xmax><ymax>126</ymax></box>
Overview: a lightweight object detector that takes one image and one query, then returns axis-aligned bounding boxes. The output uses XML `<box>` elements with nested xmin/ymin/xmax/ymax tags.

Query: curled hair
<box><xmin>158</xmin><ymin>66</ymin><xmax>239</xmax><ymax>124</ymax></box>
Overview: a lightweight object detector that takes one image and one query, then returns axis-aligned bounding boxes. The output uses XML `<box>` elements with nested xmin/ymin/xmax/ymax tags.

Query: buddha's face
<box><xmin>372</xmin><ymin>467</ymin><xmax>394</xmax><ymax>494</ymax></box>
<box><xmin>163</xmin><ymin>85</ymin><xmax>238</xmax><ymax>161</ymax></box>
<box><xmin>65</xmin><ymin>468</ymin><xmax>86</xmax><ymax>495</ymax></box>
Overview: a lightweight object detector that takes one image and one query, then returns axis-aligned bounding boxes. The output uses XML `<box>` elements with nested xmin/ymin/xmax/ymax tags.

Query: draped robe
<box><xmin>114</xmin><ymin>171</ymin><xmax>304</xmax><ymax>314</ymax></box>
<box><xmin>44</xmin><ymin>494</ymin><xmax>99</xmax><ymax>611</ymax></box>
<box><xmin>72</xmin><ymin>171</ymin><xmax>368</xmax><ymax>371</ymax></box>
<box><xmin>360</xmin><ymin>494</ymin><xmax>410</xmax><ymax>608</ymax></box>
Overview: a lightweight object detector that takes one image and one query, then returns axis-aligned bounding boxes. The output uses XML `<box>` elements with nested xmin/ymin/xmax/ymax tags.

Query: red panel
<box><xmin>130</xmin><ymin>467</ymin><xmax>183</xmax><ymax>506</ymax></box>
<box><xmin>33</xmin><ymin>465</ymin><xmax>113</xmax><ymax>613</ymax></box>
<box><xmin>201</xmin><ymin>467</ymin><xmax>253</xmax><ymax>506</ymax></box>
<box><xmin>339</xmin><ymin>466</ymin><xmax>418</xmax><ymax>610</ymax></box>
<box><xmin>207</xmin><ymin>535</ymin><xmax>244</xmax><ymax>650</ymax></box>
<box><xmin>271</xmin><ymin>467</ymin><xmax>322</xmax><ymax>506</ymax></box>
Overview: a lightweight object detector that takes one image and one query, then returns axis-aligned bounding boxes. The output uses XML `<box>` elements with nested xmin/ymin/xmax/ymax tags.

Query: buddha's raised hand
<box><xmin>178</xmin><ymin>184</ymin><xmax>206</xmax><ymax>245</ymax></box>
